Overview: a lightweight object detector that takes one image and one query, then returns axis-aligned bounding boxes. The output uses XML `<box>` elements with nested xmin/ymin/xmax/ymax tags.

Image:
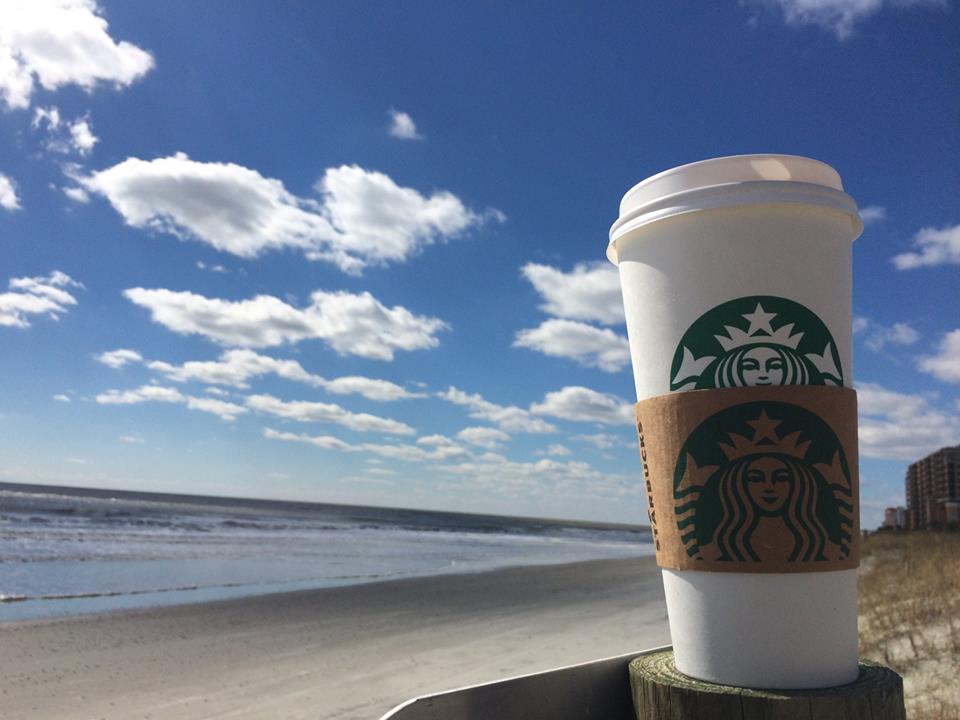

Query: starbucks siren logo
<box><xmin>674</xmin><ymin>402</ymin><xmax>854</xmax><ymax>564</ymax></box>
<box><xmin>670</xmin><ymin>296</ymin><xmax>843</xmax><ymax>391</ymax></box>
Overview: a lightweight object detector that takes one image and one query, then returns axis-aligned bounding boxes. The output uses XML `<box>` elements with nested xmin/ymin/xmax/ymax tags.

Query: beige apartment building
<box><xmin>905</xmin><ymin>445</ymin><xmax>960</xmax><ymax>529</ymax></box>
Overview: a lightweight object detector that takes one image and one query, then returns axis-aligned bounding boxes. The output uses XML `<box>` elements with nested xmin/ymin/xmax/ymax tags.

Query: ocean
<box><xmin>0</xmin><ymin>483</ymin><xmax>652</xmax><ymax>622</ymax></box>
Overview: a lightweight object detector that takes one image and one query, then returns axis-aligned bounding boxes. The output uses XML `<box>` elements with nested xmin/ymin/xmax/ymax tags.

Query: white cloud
<box><xmin>53</xmin><ymin>393</ymin><xmax>71</xmax><ymax>402</ymax></box>
<box><xmin>63</xmin><ymin>185</ymin><xmax>90</xmax><ymax>203</ymax></box>
<box><xmin>857</xmin><ymin>382</ymin><xmax>960</xmax><ymax>460</ymax></box>
<box><xmin>68</xmin><ymin>117</ymin><xmax>97</xmax><ymax>153</ymax></box>
<box><xmin>531</xmin><ymin>386</ymin><xmax>634</xmax><ymax>426</ymax></box>
<box><xmin>264</xmin><ymin>427</ymin><xmax>633</xmax><ymax>500</ymax></box>
<box><xmin>185</xmin><ymin>396</ymin><xmax>249</xmax><ymax>421</ymax></box>
<box><xmin>919</xmin><ymin>330</ymin><xmax>960</xmax><ymax>383</ymax></box>
<box><xmin>387</xmin><ymin>109</ymin><xmax>423</xmax><ymax>140</ymax></box>
<box><xmin>119</xmin><ymin>434</ymin><xmax>144</xmax><ymax>444</ymax></box>
<box><xmin>96</xmin><ymin>384</ymin><xmax>185</xmax><ymax>404</ymax></box>
<box><xmin>0</xmin><ymin>0</ymin><xmax>154</xmax><ymax>110</ymax></box>
<box><xmin>315</xmin><ymin>165</ymin><xmax>500</xmax><ymax>270</ymax></box>
<box><xmin>514</xmin><ymin>318</ymin><xmax>630</xmax><ymax>372</ymax></box>
<box><xmin>367</xmin><ymin>467</ymin><xmax>398</xmax><ymax>476</ymax></box>
<box><xmin>82</xmin><ymin>154</ymin><xmax>496</xmax><ymax>273</ymax></box>
<box><xmin>0</xmin><ymin>173</ymin><xmax>21</xmax><ymax>210</ymax></box>
<box><xmin>322</xmin><ymin>376</ymin><xmax>421</xmax><ymax>401</ymax></box>
<box><xmin>575</xmin><ymin>433</ymin><xmax>631</xmax><ymax>450</ymax></box>
<box><xmin>435</xmin><ymin>454</ymin><xmax>636</xmax><ymax>499</ymax></box>
<box><xmin>440</xmin><ymin>387</ymin><xmax>557</xmax><ymax>434</ymax></box>
<box><xmin>862</xmin><ymin>321</ymin><xmax>920</xmax><ymax>352</ymax></box>
<box><xmin>541</xmin><ymin>444</ymin><xmax>572</xmax><ymax>457</ymax></box>
<box><xmin>457</xmin><ymin>426</ymin><xmax>511</xmax><ymax>449</ymax></box>
<box><xmin>96</xmin><ymin>348</ymin><xmax>142</xmax><ymax>368</ymax></box>
<box><xmin>0</xmin><ymin>270</ymin><xmax>82</xmax><ymax>327</ymax></box>
<box><xmin>264</xmin><ymin>428</ymin><xmax>352</xmax><ymax>452</ymax></box>
<box><xmin>852</xmin><ymin>316</ymin><xmax>869</xmax><ymax>334</ymax></box>
<box><xmin>892</xmin><ymin>224</ymin><xmax>960</xmax><ymax>270</ymax></box>
<box><xmin>521</xmin><ymin>262</ymin><xmax>623</xmax><ymax>325</ymax></box>
<box><xmin>32</xmin><ymin>105</ymin><xmax>61</xmax><ymax>129</ymax></box>
<box><xmin>859</xmin><ymin>205</ymin><xmax>887</xmax><ymax>225</ymax></box>
<box><xmin>123</xmin><ymin>287</ymin><xmax>447</xmax><ymax>360</ymax></box>
<box><xmin>264</xmin><ymin>428</ymin><xmax>469</xmax><ymax>462</ymax></box>
<box><xmin>743</xmin><ymin>0</ymin><xmax>946</xmax><ymax>40</ymax></box>
<box><xmin>105</xmin><ymin>347</ymin><xmax>422</xmax><ymax>401</ymax></box>
<box><xmin>245</xmin><ymin>394</ymin><xmax>415</xmax><ymax>435</ymax></box>
<box><xmin>83</xmin><ymin>153</ymin><xmax>331</xmax><ymax>258</ymax></box>
<box><xmin>95</xmin><ymin>383</ymin><xmax>247</xmax><ymax>421</ymax></box>
<box><xmin>32</xmin><ymin>106</ymin><xmax>98</xmax><ymax>154</ymax></box>
<box><xmin>196</xmin><ymin>260</ymin><xmax>228</xmax><ymax>273</ymax></box>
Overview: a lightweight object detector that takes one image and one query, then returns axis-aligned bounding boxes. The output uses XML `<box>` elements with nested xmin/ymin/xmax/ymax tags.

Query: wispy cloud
<box><xmin>96</xmin><ymin>348</ymin><xmax>143</xmax><ymax>369</ymax></box>
<box><xmin>440</xmin><ymin>387</ymin><xmax>557</xmax><ymax>434</ymax></box>
<box><xmin>264</xmin><ymin>428</ymin><xmax>469</xmax><ymax>462</ymax></box>
<box><xmin>891</xmin><ymin>223</ymin><xmax>960</xmax><ymax>270</ymax></box>
<box><xmin>858</xmin><ymin>382</ymin><xmax>960</xmax><ymax>459</ymax></box>
<box><xmin>32</xmin><ymin>106</ymin><xmax>98</xmax><ymax>155</ymax></box>
<box><xmin>531</xmin><ymin>386</ymin><xmax>634</xmax><ymax>426</ymax></box>
<box><xmin>742</xmin><ymin>0</ymin><xmax>947</xmax><ymax>40</ymax></box>
<box><xmin>387</xmin><ymin>109</ymin><xmax>423</xmax><ymax>140</ymax></box>
<box><xmin>145</xmin><ymin>348</ymin><xmax>422</xmax><ymax>401</ymax></box>
<box><xmin>96</xmin><ymin>384</ymin><xmax>247</xmax><ymax>421</ymax></box>
<box><xmin>0</xmin><ymin>173</ymin><xmax>21</xmax><ymax>210</ymax></box>
<box><xmin>456</xmin><ymin>426</ymin><xmax>510</xmax><ymax>450</ymax></box>
<box><xmin>246</xmin><ymin>394</ymin><xmax>415</xmax><ymax>435</ymax></box>
<box><xmin>859</xmin><ymin>205</ymin><xmax>887</xmax><ymax>225</ymax></box>
<box><xmin>0</xmin><ymin>270</ymin><xmax>83</xmax><ymax>328</ymax></box>
<box><xmin>124</xmin><ymin>287</ymin><xmax>447</xmax><ymax>360</ymax></box>
<box><xmin>574</xmin><ymin>433</ymin><xmax>632</xmax><ymax>450</ymax></box>
<box><xmin>538</xmin><ymin>444</ymin><xmax>573</xmax><ymax>457</ymax></box>
<box><xmin>919</xmin><ymin>330</ymin><xmax>960</xmax><ymax>383</ymax></box>
<box><xmin>0</xmin><ymin>0</ymin><xmax>154</xmax><ymax>110</ymax></box>
<box><xmin>435</xmin><ymin>454</ymin><xmax>636</xmax><ymax>500</ymax></box>
<box><xmin>858</xmin><ymin>320</ymin><xmax>920</xmax><ymax>352</ymax></box>
<box><xmin>263</xmin><ymin>426</ymin><xmax>633</xmax><ymax>502</ymax></box>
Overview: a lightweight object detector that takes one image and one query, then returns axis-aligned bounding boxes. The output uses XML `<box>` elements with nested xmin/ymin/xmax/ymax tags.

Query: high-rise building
<box><xmin>883</xmin><ymin>506</ymin><xmax>906</xmax><ymax>529</ymax></box>
<box><xmin>905</xmin><ymin>445</ymin><xmax>960</xmax><ymax>529</ymax></box>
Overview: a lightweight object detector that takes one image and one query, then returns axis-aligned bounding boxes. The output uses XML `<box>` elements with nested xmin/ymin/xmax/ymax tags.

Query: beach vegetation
<box><xmin>859</xmin><ymin>531</ymin><xmax>960</xmax><ymax>720</ymax></box>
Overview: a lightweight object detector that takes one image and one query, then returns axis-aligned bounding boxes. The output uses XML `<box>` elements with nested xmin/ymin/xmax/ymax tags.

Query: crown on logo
<box><xmin>714</xmin><ymin>303</ymin><xmax>804</xmax><ymax>352</ymax></box>
<box><xmin>719</xmin><ymin>409</ymin><xmax>811</xmax><ymax>461</ymax></box>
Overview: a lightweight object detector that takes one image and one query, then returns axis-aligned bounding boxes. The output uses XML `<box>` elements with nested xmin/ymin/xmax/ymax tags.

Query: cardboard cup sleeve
<box><xmin>636</xmin><ymin>385</ymin><xmax>859</xmax><ymax>574</ymax></box>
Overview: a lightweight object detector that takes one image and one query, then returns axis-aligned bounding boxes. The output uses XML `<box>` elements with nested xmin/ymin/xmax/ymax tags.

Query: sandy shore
<box><xmin>0</xmin><ymin>557</ymin><xmax>669</xmax><ymax>720</ymax></box>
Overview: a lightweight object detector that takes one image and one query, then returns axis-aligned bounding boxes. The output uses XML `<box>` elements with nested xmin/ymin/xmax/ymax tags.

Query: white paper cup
<box><xmin>609</xmin><ymin>155</ymin><xmax>863</xmax><ymax>689</ymax></box>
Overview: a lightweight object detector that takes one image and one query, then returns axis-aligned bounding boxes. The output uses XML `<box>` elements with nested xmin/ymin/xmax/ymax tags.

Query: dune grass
<box><xmin>858</xmin><ymin>531</ymin><xmax>960</xmax><ymax>720</ymax></box>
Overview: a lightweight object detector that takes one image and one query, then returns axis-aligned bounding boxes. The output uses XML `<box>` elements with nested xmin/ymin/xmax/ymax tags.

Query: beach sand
<box><xmin>0</xmin><ymin>557</ymin><xmax>669</xmax><ymax>720</ymax></box>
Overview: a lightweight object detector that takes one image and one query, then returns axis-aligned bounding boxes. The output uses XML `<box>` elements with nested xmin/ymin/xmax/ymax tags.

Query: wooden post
<box><xmin>629</xmin><ymin>650</ymin><xmax>905</xmax><ymax>720</ymax></box>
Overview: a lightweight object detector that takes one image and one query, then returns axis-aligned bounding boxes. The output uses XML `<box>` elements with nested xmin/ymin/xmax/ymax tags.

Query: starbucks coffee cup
<box><xmin>608</xmin><ymin>155</ymin><xmax>863</xmax><ymax>689</ymax></box>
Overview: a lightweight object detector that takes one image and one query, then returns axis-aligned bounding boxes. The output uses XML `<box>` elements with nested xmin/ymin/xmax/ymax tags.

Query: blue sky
<box><xmin>0</xmin><ymin>0</ymin><xmax>957</xmax><ymax>527</ymax></box>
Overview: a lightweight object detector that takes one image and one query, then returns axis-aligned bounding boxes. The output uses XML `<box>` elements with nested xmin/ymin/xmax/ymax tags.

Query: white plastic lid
<box><xmin>608</xmin><ymin>154</ymin><xmax>863</xmax><ymax>264</ymax></box>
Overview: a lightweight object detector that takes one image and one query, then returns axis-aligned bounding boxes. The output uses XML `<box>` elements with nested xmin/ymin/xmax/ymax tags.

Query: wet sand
<box><xmin>0</xmin><ymin>557</ymin><xmax>669</xmax><ymax>720</ymax></box>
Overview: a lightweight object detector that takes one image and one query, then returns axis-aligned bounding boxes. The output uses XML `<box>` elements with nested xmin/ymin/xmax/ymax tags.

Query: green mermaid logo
<box><xmin>674</xmin><ymin>403</ymin><xmax>854</xmax><ymax>564</ymax></box>
<box><xmin>670</xmin><ymin>296</ymin><xmax>843</xmax><ymax>391</ymax></box>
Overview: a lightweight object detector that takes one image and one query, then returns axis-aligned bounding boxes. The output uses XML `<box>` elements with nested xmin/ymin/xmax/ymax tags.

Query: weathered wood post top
<box><xmin>629</xmin><ymin>650</ymin><xmax>905</xmax><ymax>720</ymax></box>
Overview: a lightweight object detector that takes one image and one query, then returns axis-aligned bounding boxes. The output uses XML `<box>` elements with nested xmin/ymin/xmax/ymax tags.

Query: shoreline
<box><xmin>0</xmin><ymin>556</ymin><xmax>669</xmax><ymax>720</ymax></box>
<box><xmin>0</xmin><ymin>553</ymin><xmax>654</xmax><ymax>625</ymax></box>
